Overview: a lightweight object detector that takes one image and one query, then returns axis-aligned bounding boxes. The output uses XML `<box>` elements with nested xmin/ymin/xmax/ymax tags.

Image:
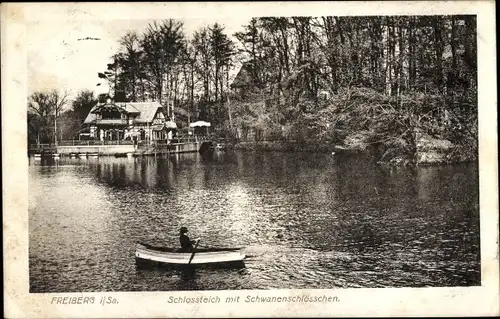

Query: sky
<box><xmin>27</xmin><ymin>18</ymin><xmax>247</xmax><ymax>101</ymax></box>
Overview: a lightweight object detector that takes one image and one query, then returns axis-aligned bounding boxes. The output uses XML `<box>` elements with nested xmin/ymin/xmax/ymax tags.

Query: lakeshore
<box><xmin>29</xmin><ymin>134</ymin><xmax>477</xmax><ymax>168</ymax></box>
<box><xmin>233</xmin><ymin>132</ymin><xmax>477</xmax><ymax>166</ymax></box>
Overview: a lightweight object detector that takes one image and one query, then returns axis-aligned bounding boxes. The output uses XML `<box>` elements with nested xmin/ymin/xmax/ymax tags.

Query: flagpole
<box><xmin>54</xmin><ymin>107</ymin><xmax>58</xmax><ymax>147</ymax></box>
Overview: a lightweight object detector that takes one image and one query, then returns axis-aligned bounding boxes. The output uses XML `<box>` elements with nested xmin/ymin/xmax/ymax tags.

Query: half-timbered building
<box><xmin>84</xmin><ymin>100</ymin><xmax>175</xmax><ymax>142</ymax></box>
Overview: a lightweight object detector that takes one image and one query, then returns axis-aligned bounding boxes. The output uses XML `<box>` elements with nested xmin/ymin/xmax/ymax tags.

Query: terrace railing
<box><xmin>169</xmin><ymin>135</ymin><xmax>212</xmax><ymax>144</ymax></box>
<box><xmin>30</xmin><ymin>135</ymin><xmax>215</xmax><ymax>151</ymax></box>
<box><xmin>57</xmin><ymin>140</ymin><xmax>134</xmax><ymax>146</ymax></box>
<box><xmin>28</xmin><ymin>143</ymin><xmax>57</xmax><ymax>152</ymax></box>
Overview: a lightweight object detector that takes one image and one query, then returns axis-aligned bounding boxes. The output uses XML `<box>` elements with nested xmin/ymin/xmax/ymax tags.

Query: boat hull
<box><xmin>135</xmin><ymin>243</ymin><xmax>246</xmax><ymax>268</ymax></box>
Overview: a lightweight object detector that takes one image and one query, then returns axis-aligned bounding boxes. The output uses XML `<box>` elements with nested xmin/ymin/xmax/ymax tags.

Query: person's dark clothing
<box><xmin>180</xmin><ymin>233</ymin><xmax>193</xmax><ymax>252</ymax></box>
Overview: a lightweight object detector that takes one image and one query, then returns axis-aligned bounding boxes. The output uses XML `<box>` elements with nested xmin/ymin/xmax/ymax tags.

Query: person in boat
<box><xmin>179</xmin><ymin>227</ymin><xmax>199</xmax><ymax>252</ymax></box>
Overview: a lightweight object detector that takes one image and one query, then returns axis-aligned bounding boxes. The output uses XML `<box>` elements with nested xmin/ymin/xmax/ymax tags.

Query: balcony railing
<box><xmin>95</xmin><ymin>119</ymin><xmax>128</xmax><ymax>125</ymax></box>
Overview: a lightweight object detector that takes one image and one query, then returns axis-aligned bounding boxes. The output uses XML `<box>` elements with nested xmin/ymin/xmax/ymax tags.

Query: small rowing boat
<box><xmin>135</xmin><ymin>242</ymin><xmax>246</xmax><ymax>268</ymax></box>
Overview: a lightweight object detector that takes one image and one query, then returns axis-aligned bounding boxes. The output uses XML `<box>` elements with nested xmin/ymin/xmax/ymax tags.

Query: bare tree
<box><xmin>28</xmin><ymin>89</ymin><xmax>69</xmax><ymax>145</ymax></box>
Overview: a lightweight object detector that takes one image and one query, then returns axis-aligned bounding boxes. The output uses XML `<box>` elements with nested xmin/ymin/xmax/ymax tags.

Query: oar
<box><xmin>188</xmin><ymin>238</ymin><xmax>201</xmax><ymax>265</ymax></box>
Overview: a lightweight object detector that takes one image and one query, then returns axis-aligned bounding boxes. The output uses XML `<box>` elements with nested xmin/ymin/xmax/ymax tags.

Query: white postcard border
<box><xmin>2</xmin><ymin>1</ymin><xmax>498</xmax><ymax>318</ymax></box>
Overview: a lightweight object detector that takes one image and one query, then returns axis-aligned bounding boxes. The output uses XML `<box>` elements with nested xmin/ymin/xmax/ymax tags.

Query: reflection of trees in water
<box><xmin>140</xmin><ymin>159</ymin><xmax>148</xmax><ymax>186</ymax></box>
<box><xmin>417</xmin><ymin>164</ymin><xmax>478</xmax><ymax>205</ymax></box>
<box><xmin>416</xmin><ymin>166</ymin><xmax>438</xmax><ymax>201</ymax></box>
<box><xmin>93</xmin><ymin>157</ymin><xmax>164</xmax><ymax>188</ymax></box>
<box><xmin>168</xmin><ymin>153</ymin><xmax>206</xmax><ymax>190</ymax></box>
<box><xmin>144</xmin><ymin>157</ymin><xmax>158</xmax><ymax>188</ymax></box>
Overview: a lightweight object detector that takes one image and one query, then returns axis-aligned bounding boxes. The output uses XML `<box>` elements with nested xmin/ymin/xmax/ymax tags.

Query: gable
<box><xmin>152</xmin><ymin>109</ymin><xmax>165</xmax><ymax>125</ymax></box>
<box><xmin>84</xmin><ymin>101</ymin><xmax>164</xmax><ymax>124</ymax></box>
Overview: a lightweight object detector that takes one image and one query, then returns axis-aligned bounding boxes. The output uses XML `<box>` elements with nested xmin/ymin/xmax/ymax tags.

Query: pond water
<box><xmin>29</xmin><ymin>150</ymin><xmax>480</xmax><ymax>292</ymax></box>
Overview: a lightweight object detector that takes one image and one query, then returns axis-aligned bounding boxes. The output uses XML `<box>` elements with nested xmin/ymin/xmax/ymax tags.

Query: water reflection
<box><xmin>29</xmin><ymin>152</ymin><xmax>480</xmax><ymax>292</ymax></box>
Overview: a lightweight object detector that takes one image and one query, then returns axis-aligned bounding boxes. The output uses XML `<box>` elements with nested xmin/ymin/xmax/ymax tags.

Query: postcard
<box><xmin>2</xmin><ymin>1</ymin><xmax>498</xmax><ymax>318</ymax></box>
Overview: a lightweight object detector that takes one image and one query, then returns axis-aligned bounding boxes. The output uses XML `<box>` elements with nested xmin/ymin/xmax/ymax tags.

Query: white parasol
<box><xmin>165</xmin><ymin>121</ymin><xmax>177</xmax><ymax>129</ymax></box>
<box><xmin>189</xmin><ymin>121</ymin><xmax>211</xmax><ymax>128</ymax></box>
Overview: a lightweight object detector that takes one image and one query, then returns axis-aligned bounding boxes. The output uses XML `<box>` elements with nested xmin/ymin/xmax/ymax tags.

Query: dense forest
<box><xmin>28</xmin><ymin>15</ymin><xmax>477</xmax><ymax>163</ymax></box>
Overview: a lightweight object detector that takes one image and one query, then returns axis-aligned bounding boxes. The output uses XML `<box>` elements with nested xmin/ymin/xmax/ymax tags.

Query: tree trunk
<box><xmin>408</xmin><ymin>17</ymin><xmax>416</xmax><ymax>91</ymax></box>
<box><xmin>280</xmin><ymin>27</ymin><xmax>290</xmax><ymax>75</ymax></box>
<box><xmin>397</xmin><ymin>19</ymin><xmax>405</xmax><ymax>104</ymax></box>
<box><xmin>447</xmin><ymin>16</ymin><xmax>458</xmax><ymax>102</ymax></box>
<box><xmin>384</xmin><ymin>17</ymin><xmax>392</xmax><ymax>96</ymax></box>
<box><xmin>464</xmin><ymin>16</ymin><xmax>477</xmax><ymax>70</ymax></box>
<box><xmin>190</xmin><ymin>62</ymin><xmax>194</xmax><ymax>124</ymax></box>
<box><xmin>432</xmin><ymin>16</ymin><xmax>444</xmax><ymax>92</ymax></box>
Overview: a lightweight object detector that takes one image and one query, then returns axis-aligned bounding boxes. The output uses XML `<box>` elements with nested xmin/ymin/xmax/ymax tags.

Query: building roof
<box><xmin>230</xmin><ymin>62</ymin><xmax>254</xmax><ymax>89</ymax></box>
<box><xmin>84</xmin><ymin>101</ymin><xmax>163</xmax><ymax>124</ymax></box>
<box><xmin>90</xmin><ymin>103</ymin><xmax>128</xmax><ymax>114</ymax></box>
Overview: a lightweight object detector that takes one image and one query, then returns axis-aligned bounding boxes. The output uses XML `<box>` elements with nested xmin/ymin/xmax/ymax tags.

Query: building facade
<box><xmin>84</xmin><ymin>100</ymin><xmax>175</xmax><ymax>142</ymax></box>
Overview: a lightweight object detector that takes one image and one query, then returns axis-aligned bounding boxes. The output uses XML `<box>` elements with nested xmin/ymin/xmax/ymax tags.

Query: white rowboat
<box><xmin>135</xmin><ymin>242</ymin><xmax>246</xmax><ymax>267</ymax></box>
